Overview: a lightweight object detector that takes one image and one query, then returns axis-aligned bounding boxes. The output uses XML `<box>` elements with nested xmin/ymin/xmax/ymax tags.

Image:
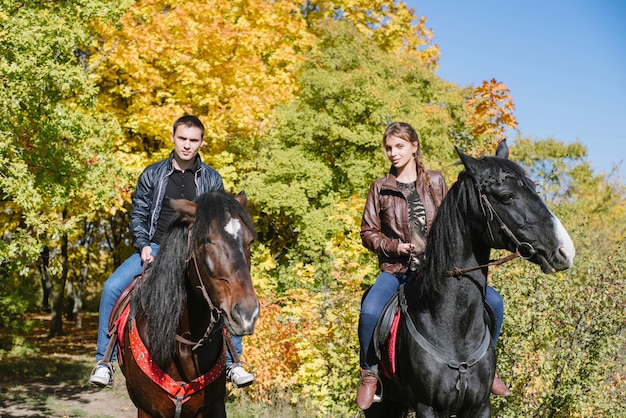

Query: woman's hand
<box><xmin>398</xmin><ymin>243</ymin><xmax>415</xmax><ymax>256</ymax></box>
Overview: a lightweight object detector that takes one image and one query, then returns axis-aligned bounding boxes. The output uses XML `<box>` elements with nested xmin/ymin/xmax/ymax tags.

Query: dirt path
<box><xmin>0</xmin><ymin>375</ymin><xmax>135</xmax><ymax>418</ymax></box>
<box><xmin>0</xmin><ymin>313</ymin><xmax>136</xmax><ymax>418</ymax></box>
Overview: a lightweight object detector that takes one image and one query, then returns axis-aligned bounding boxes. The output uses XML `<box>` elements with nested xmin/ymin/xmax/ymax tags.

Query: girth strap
<box><xmin>398</xmin><ymin>284</ymin><xmax>491</xmax><ymax>407</ymax></box>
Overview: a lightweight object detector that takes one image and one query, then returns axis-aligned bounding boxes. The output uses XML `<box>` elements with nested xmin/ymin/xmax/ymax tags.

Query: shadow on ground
<box><xmin>0</xmin><ymin>313</ymin><xmax>135</xmax><ymax>418</ymax></box>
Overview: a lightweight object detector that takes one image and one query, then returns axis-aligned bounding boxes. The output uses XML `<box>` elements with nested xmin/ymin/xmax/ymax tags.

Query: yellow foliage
<box><xmin>91</xmin><ymin>0</ymin><xmax>314</xmax><ymax>156</ymax></box>
<box><xmin>306</xmin><ymin>0</ymin><xmax>439</xmax><ymax>69</ymax></box>
<box><xmin>242</xmin><ymin>197</ymin><xmax>373</xmax><ymax>414</ymax></box>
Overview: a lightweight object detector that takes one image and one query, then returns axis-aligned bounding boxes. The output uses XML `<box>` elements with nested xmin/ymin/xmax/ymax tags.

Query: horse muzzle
<box><xmin>226</xmin><ymin>298</ymin><xmax>260</xmax><ymax>336</ymax></box>
<box><xmin>535</xmin><ymin>218</ymin><xmax>575</xmax><ymax>273</ymax></box>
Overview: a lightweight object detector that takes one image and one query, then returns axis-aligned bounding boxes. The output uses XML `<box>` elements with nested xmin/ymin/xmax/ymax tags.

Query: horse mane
<box><xmin>130</xmin><ymin>218</ymin><xmax>187</xmax><ymax>369</ymax></box>
<box><xmin>131</xmin><ymin>191</ymin><xmax>255</xmax><ymax>369</ymax></box>
<box><xmin>418</xmin><ymin>155</ymin><xmax>530</xmax><ymax>300</ymax></box>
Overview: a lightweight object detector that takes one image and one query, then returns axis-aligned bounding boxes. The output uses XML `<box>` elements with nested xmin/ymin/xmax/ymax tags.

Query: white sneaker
<box><xmin>89</xmin><ymin>364</ymin><xmax>112</xmax><ymax>387</ymax></box>
<box><xmin>226</xmin><ymin>363</ymin><xmax>255</xmax><ymax>388</ymax></box>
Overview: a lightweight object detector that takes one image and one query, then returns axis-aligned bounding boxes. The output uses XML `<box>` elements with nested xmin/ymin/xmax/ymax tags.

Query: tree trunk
<box><xmin>39</xmin><ymin>247</ymin><xmax>52</xmax><ymax>313</ymax></box>
<box><xmin>65</xmin><ymin>278</ymin><xmax>84</xmax><ymax>328</ymax></box>
<box><xmin>48</xmin><ymin>231</ymin><xmax>69</xmax><ymax>338</ymax></box>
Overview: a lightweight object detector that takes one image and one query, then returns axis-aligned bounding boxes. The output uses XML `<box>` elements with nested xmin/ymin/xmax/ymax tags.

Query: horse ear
<box><xmin>455</xmin><ymin>146</ymin><xmax>480</xmax><ymax>173</ymax></box>
<box><xmin>495</xmin><ymin>139</ymin><xmax>509</xmax><ymax>159</ymax></box>
<box><xmin>169</xmin><ymin>198</ymin><xmax>197</xmax><ymax>224</ymax></box>
<box><xmin>235</xmin><ymin>190</ymin><xmax>248</xmax><ymax>209</ymax></box>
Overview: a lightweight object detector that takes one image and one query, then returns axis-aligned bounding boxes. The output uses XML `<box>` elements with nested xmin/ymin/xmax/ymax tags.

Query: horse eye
<box><xmin>199</xmin><ymin>236</ymin><xmax>212</xmax><ymax>245</ymax></box>
<box><xmin>497</xmin><ymin>193</ymin><xmax>515</xmax><ymax>203</ymax></box>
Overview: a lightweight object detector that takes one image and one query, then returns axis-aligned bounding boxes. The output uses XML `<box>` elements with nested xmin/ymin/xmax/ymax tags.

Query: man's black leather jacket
<box><xmin>130</xmin><ymin>151</ymin><xmax>224</xmax><ymax>252</ymax></box>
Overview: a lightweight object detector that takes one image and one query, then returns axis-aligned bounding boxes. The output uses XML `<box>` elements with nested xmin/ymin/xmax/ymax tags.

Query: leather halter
<box><xmin>445</xmin><ymin>172</ymin><xmax>536</xmax><ymax>277</ymax></box>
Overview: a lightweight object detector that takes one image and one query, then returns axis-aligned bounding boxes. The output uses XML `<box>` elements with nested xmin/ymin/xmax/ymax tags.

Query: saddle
<box><xmin>372</xmin><ymin>286</ymin><xmax>497</xmax><ymax>379</ymax></box>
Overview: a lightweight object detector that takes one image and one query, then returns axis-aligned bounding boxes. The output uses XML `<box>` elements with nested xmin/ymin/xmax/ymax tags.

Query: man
<box><xmin>89</xmin><ymin>115</ymin><xmax>254</xmax><ymax>388</ymax></box>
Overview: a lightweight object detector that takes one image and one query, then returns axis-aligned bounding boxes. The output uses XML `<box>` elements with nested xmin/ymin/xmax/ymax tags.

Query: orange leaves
<box><xmin>465</xmin><ymin>78</ymin><xmax>518</xmax><ymax>145</ymax></box>
<box><xmin>242</xmin><ymin>295</ymin><xmax>300</xmax><ymax>402</ymax></box>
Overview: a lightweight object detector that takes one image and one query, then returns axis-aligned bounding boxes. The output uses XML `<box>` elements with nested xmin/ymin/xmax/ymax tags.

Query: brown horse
<box><xmin>116</xmin><ymin>191</ymin><xmax>259</xmax><ymax>417</ymax></box>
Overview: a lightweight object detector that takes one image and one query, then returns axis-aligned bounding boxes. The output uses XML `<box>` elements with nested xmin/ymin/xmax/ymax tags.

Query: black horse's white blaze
<box><xmin>548</xmin><ymin>212</ymin><xmax>575</xmax><ymax>271</ymax></box>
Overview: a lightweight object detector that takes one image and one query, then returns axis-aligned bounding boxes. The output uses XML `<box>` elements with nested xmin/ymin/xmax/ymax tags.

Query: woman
<box><xmin>356</xmin><ymin>122</ymin><xmax>509</xmax><ymax>410</ymax></box>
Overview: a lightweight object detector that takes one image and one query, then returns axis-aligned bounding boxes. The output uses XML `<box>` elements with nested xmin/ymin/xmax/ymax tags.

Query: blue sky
<box><xmin>405</xmin><ymin>0</ymin><xmax>626</xmax><ymax>178</ymax></box>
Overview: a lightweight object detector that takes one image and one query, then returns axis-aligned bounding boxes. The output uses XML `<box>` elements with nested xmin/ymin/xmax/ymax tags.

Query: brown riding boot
<box><xmin>491</xmin><ymin>374</ymin><xmax>511</xmax><ymax>396</ymax></box>
<box><xmin>356</xmin><ymin>367</ymin><xmax>381</xmax><ymax>410</ymax></box>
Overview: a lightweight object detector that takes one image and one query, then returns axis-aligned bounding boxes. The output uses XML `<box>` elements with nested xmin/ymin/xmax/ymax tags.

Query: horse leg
<box><xmin>413</xmin><ymin>404</ymin><xmax>439</xmax><ymax>418</ymax></box>
<box><xmin>197</xmin><ymin>399</ymin><xmax>226</xmax><ymax>418</ymax></box>
<box><xmin>363</xmin><ymin>398</ymin><xmax>405</xmax><ymax>418</ymax></box>
<box><xmin>465</xmin><ymin>401</ymin><xmax>491</xmax><ymax>418</ymax></box>
<box><xmin>137</xmin><ymin>409</ymin><xmax>151</xmax><ymax>418</ymax></box>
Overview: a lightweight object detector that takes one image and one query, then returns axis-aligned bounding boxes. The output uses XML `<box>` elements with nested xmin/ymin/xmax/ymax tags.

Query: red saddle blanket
<box><xmin>381</xmin><ymin>307</ymin><xmax>402</xmax><ymax>379</ymax></box>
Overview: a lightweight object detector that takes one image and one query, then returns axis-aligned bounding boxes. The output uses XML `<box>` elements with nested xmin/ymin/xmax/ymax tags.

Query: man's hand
<box><xmin>141</xmin><ymin>246</ymin><xmax>154</xmax><ymax>264</ymax></box>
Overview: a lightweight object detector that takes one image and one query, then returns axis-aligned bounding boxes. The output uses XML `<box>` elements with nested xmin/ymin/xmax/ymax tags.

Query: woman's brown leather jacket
<box><xmin>361</xmin><ymin>166</ymin><xmax>448</xmax><ymax>275</ymax></box>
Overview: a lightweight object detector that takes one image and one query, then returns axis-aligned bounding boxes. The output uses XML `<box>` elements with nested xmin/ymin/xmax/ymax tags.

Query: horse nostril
<box><xmin>557</xmin><ymin>245</ymin><xmax>575</xmax><ymax>268</ymax></box>
<box><xmin>558</xmin><ymin>245</ymin><xmax>572</xmax><ymax>262</ymax></box>
<box><xmin>231</xmin><ymin>301</ymin><xmax>259</xmax><ymax>332</ymax></box>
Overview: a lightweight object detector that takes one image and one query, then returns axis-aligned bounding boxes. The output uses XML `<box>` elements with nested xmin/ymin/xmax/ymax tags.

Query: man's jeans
<box><xmin>226</xmin><ymin>336</ymin><xmax>243</xmax><ymax>367</ymax></box>
<box><xmin>95</xmin><ymin>244</ymin><xmax>159</xmax><ymax>362</ymax></box>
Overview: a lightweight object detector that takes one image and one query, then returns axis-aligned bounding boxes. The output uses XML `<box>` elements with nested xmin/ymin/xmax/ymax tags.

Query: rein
<box><xmin>445</xmin><ymin>251</ymin><xmax>520</xmax><ymax>278</ymax></box>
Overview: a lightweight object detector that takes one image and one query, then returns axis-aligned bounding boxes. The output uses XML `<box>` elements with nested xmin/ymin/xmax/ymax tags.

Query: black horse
<box><xmin>366</xmin><ymin>142</ymin><xmax>575</xmax><ymax>417</ymax></box>
<box><xmin>116</xmin><ymin>191</ymin><xmax>260</xmax><ymax>417</ymax></box>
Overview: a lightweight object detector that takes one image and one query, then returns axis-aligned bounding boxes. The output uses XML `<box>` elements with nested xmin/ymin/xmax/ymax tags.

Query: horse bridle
<box><xmin>175</xmin><ymin>227</ymin><xmax>223</xmax><ymax>351</ymax></box>
<box><xmin>445</xmin><ymin>172</ymin><xmax>536</xmax><ymax>278</ymax></box>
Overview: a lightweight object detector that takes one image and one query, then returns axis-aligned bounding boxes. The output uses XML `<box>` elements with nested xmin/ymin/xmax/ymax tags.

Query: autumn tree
<box><xmin>237</xmin><ymin>19</ymin><xmax>469</xmax><ymax>282</ymax></box>
<box><xmin>302</xmin><ymin>0</ymin><xmax>440</xmax><ymax>67</ymax></box>
<box><xmin>488</xmin><ymin>137</ymin><xmax>626</xmax><ymax>416</ymax></box>
<box><xmin>90</xmin><ymin>0</ymin><xmax>314</xmax><ymax>165</ymax></box>
<box><xmin>0</xmin><ymin>0</ymin><xmax>133</xmax><ymax>338</ymax></box>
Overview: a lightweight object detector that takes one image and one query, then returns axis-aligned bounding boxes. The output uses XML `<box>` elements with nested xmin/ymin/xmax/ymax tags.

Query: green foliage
<box><xmin>0</xmin><ymin>0</ymin><xmax>134</xmax><ymax>339</ymax></box>
<box><xmin>491</xmin><ymin>243</ymin><xmax>626</xmax><ymax>417</ymax></box>
<box><xmin>0</xmin><ymin>294</ymin><xmax>35</xmax><ymax>349</ymax></box>
<box><xmin>489</xmin><ymin>143</ymin><xmax>626</xmax><ymax>416</ymax></box>
<box><xmin>0</xmin><ymin>0</ymin><xmax>133</xmax><ymax>263</ymax></box>
<box><xmin>238</xmin><ymin>20</ymin><xmax>465</xmax><ymax>273</ymax></box>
